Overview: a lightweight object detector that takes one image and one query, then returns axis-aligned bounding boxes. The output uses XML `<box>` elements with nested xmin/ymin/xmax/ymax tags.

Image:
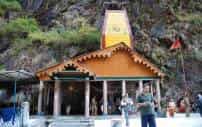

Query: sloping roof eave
<box><xmin>36</xmin><ymin>43</ymin><xmax>165</xmax><ymax>80</ymax></box>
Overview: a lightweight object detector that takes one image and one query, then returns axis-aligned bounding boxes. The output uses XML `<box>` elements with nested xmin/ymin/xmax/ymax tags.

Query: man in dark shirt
<box><xmin>137</xmin><ymin>84</ymin><xmax>156</xmax><ymax>127</ymax></box>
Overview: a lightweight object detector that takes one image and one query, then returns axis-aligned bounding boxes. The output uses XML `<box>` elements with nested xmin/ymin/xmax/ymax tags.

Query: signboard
<box><xmin>101</xmin><ymin>10</ymin><xmax>133</xmax><ymax>48</ymax></box>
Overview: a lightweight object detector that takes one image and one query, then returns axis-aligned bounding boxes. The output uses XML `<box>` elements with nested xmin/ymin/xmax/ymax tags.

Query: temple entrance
<box><xmin>88</xmin><ymin>81</ymin><xmax>140</xmax><ymax>116</ymax></box>
<box><xmin>42</xmin><ymin>80</ymin><xmax>155</xmax><ymax>116</ymax></box>
<box><xmin>108</xmin><ymin>81</ymin><xmax>122</xmax><ymax>115</ymax></box>
<box><xmin>89</xmin><ymin>81</ymin><xmax>123</xmax><ymax>115</ymax></box>
<box><xmin>61</xmin><ymin>81</ymin><xmax>85</xmax><ymax>115</ymax></box>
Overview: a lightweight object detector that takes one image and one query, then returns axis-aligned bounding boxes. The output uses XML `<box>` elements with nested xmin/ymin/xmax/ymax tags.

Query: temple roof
<box><xmin>36</xmin><ymin>43</ymin><xmax>165</xmax><ymax>80</ymax></box>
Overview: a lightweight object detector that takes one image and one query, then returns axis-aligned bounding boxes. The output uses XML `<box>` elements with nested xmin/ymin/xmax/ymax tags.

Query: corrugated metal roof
<box><xmin>0</xmin><ymin>70</ymin><xmax>35</xmax><ymax>82</ymax></box>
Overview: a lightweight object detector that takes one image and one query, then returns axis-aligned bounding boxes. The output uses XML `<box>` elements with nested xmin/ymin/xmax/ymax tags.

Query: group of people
<box><xmin>167</xmin><ymin>92</ymin><xmax>202</xmax><ymax>117</ymax></box>
<box><xmin>122</xmin><ymin>85</ymin><xmax>202</xmax><ymax>127</ymax></box>
<box><xmin>120</xmin><ymin>84</ymin><xmax>156</xmax><ymax>127</ymax></box>
<box><xmin>167</xmin><ymin>92</ymin><xmax>191</xmax><ymax>117</ymax></box>
<box><xmin>90</xmin><ymin>96</ymin><xmax>122</xmax><ymax>115</ymax></box>
<box><xmin>90</xmin><ymin>83</ymin><xmax>202</xmax><ymax>127</ymax></box>
<box><xmin>90</xmin><ymin>83</ymin><xmax>157</xmax><ymax>127</ymax></box>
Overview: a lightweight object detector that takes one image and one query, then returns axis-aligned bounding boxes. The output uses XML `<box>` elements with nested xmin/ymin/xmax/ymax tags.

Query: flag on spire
<box><xmin>170</xmin><ymin>39</ymin><xmax>182</xmax><ymax>50</ymax></box>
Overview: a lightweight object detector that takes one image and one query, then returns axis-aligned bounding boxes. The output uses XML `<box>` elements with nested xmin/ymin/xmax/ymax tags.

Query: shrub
<box><xmin>29</xmin><ymin>30</ymin><xmax>62</xmax><ymax>44</ymax></box>
<box><xmin>68</xmin><ymin>0</ymin><xmax>78</xmax><ymax>5</ymax></box>
<box><xmin>0</xmin><ymin>64</ymin><xmax>5</xmax><ymax>70</ymax></box>
<box><xmin>176</xmin><ymin>13</ymin><xmax>202</xmax><ymax>26</ymax></box>
<box><xmin>11</xmin><ymin>38</ymin><xmax>33</xmax><ymax>55</ymax></box>
<box><xmin>0</xmin><ymin>17</ymin><xmax>40</xmax><ymax>36</ymax></box>
<box><xmin>190</xmin><ymin>17</ymin><xmax>202</xmax><ymax>26</ymax></box>
<box><xmin>29</xmin><ymin>25</ymin><xmax>100</xmax><ymax>46</ymax></box>
<box><xmin>63</xmin><ymin>25</ymin><xmax>100</xmax><ymax>45</ymax></box>
<box><xmin>0</xmin><ymin>0</ymin><xmax>21</xmax><ymax>13</ymax></box>
<box><xmin>194</xmin><ymin>49</ymin><xmax>202</xmax><ymax>62</ymax></box>
<box><xmin>0</xmin><ymin>7</ymin><xmax>4</xmax><ymax>16</ymax></box>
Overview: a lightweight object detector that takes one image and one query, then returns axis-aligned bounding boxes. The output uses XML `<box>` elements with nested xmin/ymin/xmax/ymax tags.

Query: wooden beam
<box><xmin>103</xmin><ymin>80</ymin><xmax>108</xmax><ymax>115</ymax></box>
<box><xmin>96</xmin><ymin>77</ymin><xmax>159</xmax><ymax>81</ymax></box>
<box><xmin>85</xmin><ymin>80</ymin><xmax>90</xmax><ymax>117</ymax></box>
<box><xmin>151</xmin><ymin>83</ymin><xmax>153</xmax><ymax>96</ymax></box>
<box><xmin>122</xmin><ymin>80</ymin><xmax>126</xmax><ymax>97</ymax></box>
<box><xmin>53</xmin><ymin>80</ymin><xmax>61</xmax><ymax>116</ymax></box>
<box><xmin>139</xmin><ymin>80</ymin><xmax>143</xmax><ymax>93</ymax></box>
<box><xmin>37</xmin><ymin>80</ymin><xmax>44</xmax><ymax>114</ymax></box>
<box><xmin>53</xmin><ymin>77</ymin><xmax>90</xmax><ymax>81</ymax></box>
<box><xmin>156</xmin><ymin>79</ymin><xmax>161</xmax><ymax>110</ymax></box>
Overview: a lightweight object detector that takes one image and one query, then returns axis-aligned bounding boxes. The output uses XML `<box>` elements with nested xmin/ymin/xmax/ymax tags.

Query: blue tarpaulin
<box><xmin>0</xmin><ymin>70</ymin><xmax>35</xmax><ymax>124</ymax></box>
<box><xmin>0</xmin><ymin>107</ymin><xmax>16</xmax><ymax>122</ymax></box>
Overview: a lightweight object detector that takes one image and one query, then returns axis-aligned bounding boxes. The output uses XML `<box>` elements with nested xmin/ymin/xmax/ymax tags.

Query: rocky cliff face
<box><xmin>0</xmin><ymin>0</ymin><xmax>201</xmax><ymax>97</ymax></box>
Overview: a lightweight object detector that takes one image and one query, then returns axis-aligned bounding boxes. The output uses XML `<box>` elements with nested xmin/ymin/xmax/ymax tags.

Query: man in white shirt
<box><xmin>120</xmin><ymin>93</ymin><xmax>134</xmax><ymax>127</ymax></box>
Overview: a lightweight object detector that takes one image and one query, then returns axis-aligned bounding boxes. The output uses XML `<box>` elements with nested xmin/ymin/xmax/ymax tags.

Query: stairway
<box><xmin>48</xmin><ymin>118</ymin><xmax>94</xmax><ymax>127</ymax></box>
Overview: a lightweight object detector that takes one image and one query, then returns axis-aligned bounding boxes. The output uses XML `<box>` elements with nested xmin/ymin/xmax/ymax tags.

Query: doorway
<box><xmin>108</xmin><ymin>81</ymin><xmax>122</xmax><ymax>115</ymax></box>
<box><xmin>61</xmin><ymin>81</ymin><xmax>85</xmax><ymax>115</ymax></box>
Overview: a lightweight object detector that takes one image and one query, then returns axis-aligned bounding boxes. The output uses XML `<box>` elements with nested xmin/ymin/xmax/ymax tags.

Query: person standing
<box><xmin>167</xmin><ymin>98</ymin><xmax>176</xmax><ymax>117</ymax></box>
<box><xmin>66</xmin><ymin>104</ymin><xmax>71</xmax><ymax>115</ymax></box>
<box><xmin>120</xmin><ymin>93</ymin><xmax>133</xmax><ymax>127</ymax></box>
<box><xmin>91</xmin><ymin>96</ymin><xmax>98</xmax><ymax>115</ymax></box>
<box><xmin>184</xmin><ymin>92</ymin><xmax>191</xmax><ymax>117</ymax></box>
<box><xmin>197</xmin><ymin>93</ymin><xmax>202</xmax><ymax>117</ymax></box>
<box><xmin>137</xmin><ymin>84</ymin><xmax>156</xmax><ymax>127</ymax></box>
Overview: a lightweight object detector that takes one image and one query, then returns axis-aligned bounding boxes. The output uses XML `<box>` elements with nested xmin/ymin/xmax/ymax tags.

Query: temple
<box><xmin>36</xmin><ymin>9</ymin><xmax>165</xmax><ymax>117</ymax></box>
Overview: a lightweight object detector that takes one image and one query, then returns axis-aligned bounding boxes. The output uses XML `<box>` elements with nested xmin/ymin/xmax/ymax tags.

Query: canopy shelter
<box><xmin>0</xmin><ymin>70</ymin><xmax>36</xmax><ymax>122</ymax></box>
<box><xmin>36</xmin><ymin>43</ymin><xmax>165</xmax><ymax>117</ymax></box>
<box><xmin>0</xmin><ymin>70</ymin><xmax>36</xmax><ymax>83</ymax></box>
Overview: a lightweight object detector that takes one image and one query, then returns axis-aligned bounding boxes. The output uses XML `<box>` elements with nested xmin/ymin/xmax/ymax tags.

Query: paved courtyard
<box><xmin>1</xmin><ymin>113</ymin><xmax>201</xmax><ymax>127</ymax></box>
<box><xmin>27</xmin><ymin>113</ymin><xmax>202</xmax><ymax>127</ymax></box>
<box><xmin>94</xmin><ymin>114</ymin><xmax>202</xmax><ymax>127</ymax></box>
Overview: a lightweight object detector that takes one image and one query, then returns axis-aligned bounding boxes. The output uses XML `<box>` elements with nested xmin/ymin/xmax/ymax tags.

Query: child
<box><xmin>167</xmin><ymin>99</ymin><xmax>176</xmax><ymax>117</ymax></box>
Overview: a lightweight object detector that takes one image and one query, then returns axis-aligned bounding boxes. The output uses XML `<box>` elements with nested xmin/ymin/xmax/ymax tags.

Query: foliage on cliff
<box><xmin>0</xmin><ymin>0</ymin><xmax>201</xmax><ymax>94</ymax></box>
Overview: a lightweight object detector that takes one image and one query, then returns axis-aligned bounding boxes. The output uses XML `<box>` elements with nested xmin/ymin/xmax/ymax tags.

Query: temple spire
<box><xmin>101</xmin><ymin>1</ymin><xmax>133</xmax><ymax>49</ymax></box>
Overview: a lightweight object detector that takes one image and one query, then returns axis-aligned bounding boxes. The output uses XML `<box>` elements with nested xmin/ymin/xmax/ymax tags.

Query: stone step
<box><xmin>48</xmin><ymin>119</ymin><xmax>94</xmax><ymax>127</ymax></box>
<box><xmin>49</xmin><ymin>123</ymin><xmax>93</xmax><ymax>127</ymax></box>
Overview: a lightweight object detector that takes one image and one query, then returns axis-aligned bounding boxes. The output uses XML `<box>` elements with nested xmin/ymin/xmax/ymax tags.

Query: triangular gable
<box><xmin>36</xmin><ymin>43</ymin><xmax>165</xmax><ymax>80</ymax></box>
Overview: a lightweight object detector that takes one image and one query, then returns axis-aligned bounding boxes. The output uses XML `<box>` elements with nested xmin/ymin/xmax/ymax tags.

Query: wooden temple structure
<box><xmin>36</xmin><ymin>8</ymin><xmax>165</xmax><ymax>117</ymax></box>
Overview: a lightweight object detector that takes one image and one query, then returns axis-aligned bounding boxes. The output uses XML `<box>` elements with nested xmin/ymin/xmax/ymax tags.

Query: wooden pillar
<box><xmin>139</xmin><ymin>80</ymin><xmax>143</xmax><ymax>93</ymax></box>
<box><xmin>122</xmin><ymin>80</ymin><xmax>126</xmax><ymax>97</ymax></box>
<box><xmin>151</xmin><ymin>82</ymin><xmax>153</xmax><ymax>96</ymax></box>
<box><xmin>156</xmin><ymin>79</ymin><xmax>161</xmax><ymax>110</ymax></box>
<box><xmin>37</xmin><ymin>80</ymin><xmax>44</xmax><ymax>114</ymax></box>
<box><xmin>54</xmin><ymin>80</ymin><xmax>61</xmax><ymax>116</ymax></box>
<box><xmin>85</xmin><ymin>80</ymin><xmax>90</xmax><ymax>117</ymax></box>
<box><xmin>103</xmin><ymin>80</ymin><xmax>108</xmax><ymax>115</ymax></box>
